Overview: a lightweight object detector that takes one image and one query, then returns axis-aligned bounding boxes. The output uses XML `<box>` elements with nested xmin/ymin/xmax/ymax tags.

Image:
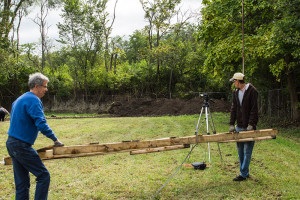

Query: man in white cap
<box><xmin>229</xmin><ymin>72</ymin><xmax>258</xmax><ymax>181</ymax></box>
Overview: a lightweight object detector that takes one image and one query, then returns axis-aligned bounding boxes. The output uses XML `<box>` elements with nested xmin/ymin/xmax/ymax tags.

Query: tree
<box><xmin>198</xmin><ymin>0</ymin><xmax>300</xmax><ymax>120</ymax></box>
<box><xmin>109</xmin><ymin>36</ymin><xmax>125</xmax><ymax>74</ymax></box>
<box><xmin>0</xmin><ymin>0</ymin><xmax>34</xmax><ymax>70</ymax></box>
<box><xmin>265</xmin><ymin>0</ymin><xmax>300</xmax><ymax>120</ymax></box>
<box><xmin>101</xmin><ymin>0</ymin><xmax>118</xmax><ymax>72</ymax></box>
<box><xmin>140</xmin><ymin>0</ymin><xmax>181</xmax><ymax>85</ymax></box>
<box><xmin>1</xmin><ymin>0</ymin><xmax>28</xmax><ymax>43</ymax></box>
<box><xmin>125</xmin><ymin>30</ymin><xmax>148</xmax><ymax>64</ymax></box>
<box><xmin>57</xmin><ymin>0</ymin><xmax>106</xmax><ymax>98</ymax></box>
<box><xmin>0</xmin><ymin>1</ymin><xmax>38</xmax><ymax>99</ymax></box>
<box><xmin>33</xmin><ymin>0</ymin><xmax>50</xmax><ymax>72</ymax></box>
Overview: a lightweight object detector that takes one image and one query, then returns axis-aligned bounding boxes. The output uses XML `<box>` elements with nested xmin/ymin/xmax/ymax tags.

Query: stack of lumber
<box><xmin>3</xmin><ymin>129</ymin><xmax>277</xmax><ymax>165</ymax></box>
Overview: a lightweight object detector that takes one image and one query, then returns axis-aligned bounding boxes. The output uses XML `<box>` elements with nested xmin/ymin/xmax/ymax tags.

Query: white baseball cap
<box><xmin>230</xmin><ymin>72</ymin><xmax>245</xmax><ymax>82</ymax></box>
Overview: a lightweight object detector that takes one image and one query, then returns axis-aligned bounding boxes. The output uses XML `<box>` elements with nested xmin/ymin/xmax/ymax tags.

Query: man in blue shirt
<box><xmin>6</xmin><ymin>72</ymin><xmax>64</xmax><ymax>200</ymax></box>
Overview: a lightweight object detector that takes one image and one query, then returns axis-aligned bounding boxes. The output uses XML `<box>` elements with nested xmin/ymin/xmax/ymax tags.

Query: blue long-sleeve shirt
<box><xmin>8</xmin><ymin>92</ymin><xmax>57</xmax><ymax>145</ymax></box>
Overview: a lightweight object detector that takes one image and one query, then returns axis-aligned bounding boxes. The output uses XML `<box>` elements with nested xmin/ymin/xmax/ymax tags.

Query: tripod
<box><xmin>195</xmin><ymin>93</ymin><xmax>222</xmax><ymax>163</ymax></box>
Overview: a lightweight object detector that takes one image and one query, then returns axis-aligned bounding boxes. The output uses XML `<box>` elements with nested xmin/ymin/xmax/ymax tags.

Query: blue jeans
<box><xmin>6</xmin><ymin>136</ymin><xmax>50</xmax><ymax>200</ymax></box>
<box><xmin>236</xmin><ymin>126</ymin><xmax>255</xmax><ymax>178</ymax></box>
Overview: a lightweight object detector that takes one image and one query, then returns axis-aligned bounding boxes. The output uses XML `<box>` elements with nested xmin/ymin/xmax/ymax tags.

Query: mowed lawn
<box><xmin>0</xmin><ymin>113</ymin><xmax>299</xmax><ymax>199</ymax></box>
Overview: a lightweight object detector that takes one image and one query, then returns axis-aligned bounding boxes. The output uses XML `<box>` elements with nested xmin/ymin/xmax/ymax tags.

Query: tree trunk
<box><xmin>169</xmin><ymin>66</ymin><xmax>173</xmax><ymax>99</ymax></box>
<box><xmin>16</xmin><ymin>12</ymin><xmax>22</xmax><ymax>61</ymax></box>
<box><xmin>114</xmin><ymin>53</ymin><xmax>117</xmax><ymax>74</ymax></box>
<box><xmin>2</xmin><ymin>0</ymin><xmax>26</xmax><ymax>41</ymax></box>
<box><xmin>155</xmin><ymin>29</ymin><xmax>160</xmax><ymax>89</ymax></box>
<box><xmin>110</xmin><ymin>53</ymin><xmax>114</xmax><ymax>71</ymax></box>
<box><xmin>287</xmin><ymin>70</ymin><xmax>299</xmax><ymax>120</ymax></box>
<box><xmin>105</xmin><ymin>36</ymin><xmax>109</xmax><ymax>71</ymax></box>
<box><xmin>148</xmin><ymin>25</ymin><xmax>153</xmax><ymax>65</ymax></box>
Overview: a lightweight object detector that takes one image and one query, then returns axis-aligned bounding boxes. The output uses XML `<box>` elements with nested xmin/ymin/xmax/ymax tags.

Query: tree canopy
<box><xmin>0</xmin><ymin>0</ymin><xmax>299</xmax><ymax>119</ymax></box>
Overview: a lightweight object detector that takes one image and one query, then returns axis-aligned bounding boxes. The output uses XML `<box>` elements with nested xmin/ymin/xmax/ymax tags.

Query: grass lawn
<box><xmin>0</xmin><ymin>113</ymin><xmax>299</xmax><ymax>199</ymax></box>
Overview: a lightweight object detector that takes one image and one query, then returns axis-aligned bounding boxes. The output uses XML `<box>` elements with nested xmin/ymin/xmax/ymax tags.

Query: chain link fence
<box><xmin>266</xmin><ymin>89</ymin><xmax>292</xmax><ymax>118</ymax></box>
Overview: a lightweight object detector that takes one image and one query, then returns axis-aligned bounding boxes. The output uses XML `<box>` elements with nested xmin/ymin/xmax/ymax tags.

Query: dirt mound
<box><xmin>106</xmin><ymin>97</ymin><xmax>231</xmax><ymax>117</ymax></box>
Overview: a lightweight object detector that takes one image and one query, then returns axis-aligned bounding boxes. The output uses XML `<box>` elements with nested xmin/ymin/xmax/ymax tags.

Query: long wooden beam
<box><xmin>3</xmin><ymin>149</ymin><xmax>54</xmax><ymax>165</ymax></box>
<box><xmin>52</xmin><ymin>129</ymin><xmax>277</xmax><ymax>155</ymax></box>
<box><xmin>3</xmin><ymin>129</ymin><xmax>278</xmax><ymax>165</ymax></box>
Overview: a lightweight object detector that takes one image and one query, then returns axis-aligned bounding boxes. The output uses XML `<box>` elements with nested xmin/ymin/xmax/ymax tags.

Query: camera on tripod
<box><xmin>195</xmin><ymin>92</ymin><xmax>221</xmax><ymax>163</ymax></box>
<box><xmin>200</xmin><ymin>93</ymin><xmax>209</xmax><ymax>102</ymax></box>
<box><xmin>200</xmin><ymin>93</ymin><xmax>211</xmax><ymax>107</ymax></box>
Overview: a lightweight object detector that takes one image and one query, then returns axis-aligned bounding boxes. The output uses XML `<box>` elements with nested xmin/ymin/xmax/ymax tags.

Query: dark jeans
<box><xmin>0</xmin><ymin>110</ymin><xmax>5</xmax><ymax>121</ymax></box>
<box><xmin>6</xmin><ymin>136</ymin><xmax>50</xmax><ymax>200</ymax></box>
<box><xmin>236</xmin><ymin>126</ymin><xmax>255</xmax><ymax>178</ymax></box>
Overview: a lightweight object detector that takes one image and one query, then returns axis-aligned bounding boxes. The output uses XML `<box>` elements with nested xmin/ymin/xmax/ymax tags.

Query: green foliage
<box><xmin>126</xmin><ymin>31</ymin><xmax>149</xmax><ymax>64</ymax></box>
<box><xmin>266</xmin><ymin>0</ymin><xmax>300</xmax><ymax>77</ymax></box>
<box><xmin>0</xmin><ymin>48</ymin><xmax>10</xmax><ymax>71</ymax></box>
<box><xmin>0</xmin><ymin>0</ymin><xmax>299</xmax><ymax>106</ymax></box>
<box><xmin>197</xmin><ymin>0</ymin><xmax>300</xmax><ymax>114</ymax></box>
<box><xmin>48</xmin><ymin>68</ymin><xmax>73</xmax><ymax>97</ymax></box>
<box><xmin>57</xmin><ymin>0</ymin><xmax>106</xmax><ymax>96</ymax></box>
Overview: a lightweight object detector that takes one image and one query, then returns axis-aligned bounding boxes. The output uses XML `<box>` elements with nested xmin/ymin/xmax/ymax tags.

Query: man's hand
<box><xmin>54</xmin><ymin>140</ymin><xmax>64</xmax><ymax>147</ymax></box>
<box><xmin>229</xmin><ymin>125</ymin><xmax>235</xmax><ymax>133</ymax></box>
<box><xmin>246</xmin><ymin>125</ymin><xmax>253</xmax><ymax>131</ymax></box>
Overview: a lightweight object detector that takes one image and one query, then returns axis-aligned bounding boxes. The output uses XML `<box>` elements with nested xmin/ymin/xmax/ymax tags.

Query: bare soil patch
<box><xmin>105</xmin><ymin>97</ymin><xmax>231</xmax><ymax>117</ymax></box>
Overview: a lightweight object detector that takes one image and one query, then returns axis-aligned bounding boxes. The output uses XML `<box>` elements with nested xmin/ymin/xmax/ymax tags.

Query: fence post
<box><xmin>268</xmin><ymin>90</ymin><xmax>271</xmax><ymax>117</ymax></box>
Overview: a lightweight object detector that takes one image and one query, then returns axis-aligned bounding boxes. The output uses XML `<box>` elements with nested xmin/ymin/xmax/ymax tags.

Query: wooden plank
<box><xmin>3</xmin><ymin>157</ymin><xmax>12</xmax><ymax>165</ymax></box>
<box><xmin>130</xmin><ymin>144</ymin><xmax>190</xmax><ymax>155</ymax></box>
<box><xmin>39</xmin><ymin>150</ymin><xmax>54</xmax><ymax>159</ymax></box>
<box><xmin>50</xmin><ymin>151</ymin><xmax>117</xmax><ymax>159</ymax></box>
<box><xmin>3</xmin><ymin>129</ymin><xmax>278</xmax><ymax>165</ymax></box>
<box><xmin>42</xmin><ymin>145</ymin><xmax>190</xmax><ymax>159</ymax></box>
<box><xmin>53</xmin><ymin>129</ymin><xmax>278</xmax><ymax>155</ymax></box>
<box><xmin>220</xmin><ymin>136</ymin><xmax>276</xmax><ymax>143</ymax></box>
<box><xmin>45</xmin><ymin>145</ymin><xmax>190</xmax><ymax>159</ymax></box>
<box><xmin>37</xmin><ymin>145</ymin><xmax>55</xmax><ymax>152</ymax></box>
<box><xmin>4</xmin><ymin>149</ymin><xmax>54</xmax><ymax>165</ymax></box>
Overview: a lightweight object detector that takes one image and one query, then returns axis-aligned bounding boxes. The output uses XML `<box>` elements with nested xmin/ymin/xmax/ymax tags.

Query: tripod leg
<box><xmin>208</xmin><ymin>107</ymin><xmax>223</xmax><ymax>162</ymax></box>
<box><xmin>196</xmin><ymin>107</ymin><xmax>204</xmax><ymax>134</ymax></box>
<box><xmin>217</xmin><ymin>142</ymin><xmax>223</xmax><ymax>162</ymax></box>
<box><xmin>208</xmin><ymin>143</ymin><xmax>211</xmax><ymax>163</ymax></box>
<box><xmin>205</xmin><ymin>107</ymin><xmax>209</xmax><ymax>135</ymax></box>
<box><xmin>204</xmin><ymin>107</ymin><xmax>212</xmax><ymax>163</ymax></box>
<box><xmin>195</xmin><ymin>106</ymin><xmax>209</xmax><ymax>163</ymax></box>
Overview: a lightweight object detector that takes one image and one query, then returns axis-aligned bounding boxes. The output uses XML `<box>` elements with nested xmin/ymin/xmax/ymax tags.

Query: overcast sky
<box><xmin>18</xmin><ymin>0</ymin><xmax>203</xmax><ymax>45</ymax></box>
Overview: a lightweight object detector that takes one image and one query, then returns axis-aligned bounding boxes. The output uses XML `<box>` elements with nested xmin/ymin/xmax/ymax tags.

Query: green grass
<box><xmin>0</xmin><ymin>113</ymin><xmax>299</xmax><ymax>199</ymax></box>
